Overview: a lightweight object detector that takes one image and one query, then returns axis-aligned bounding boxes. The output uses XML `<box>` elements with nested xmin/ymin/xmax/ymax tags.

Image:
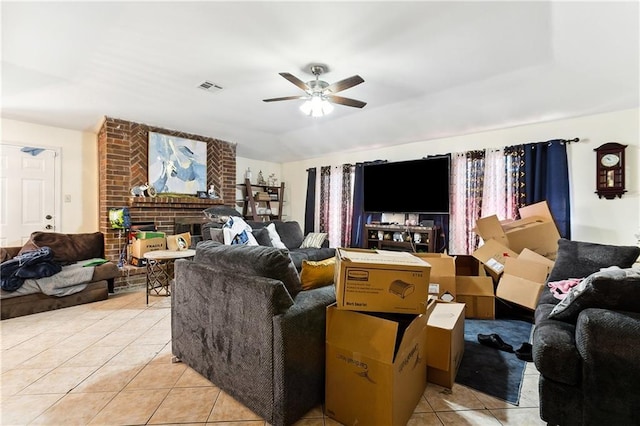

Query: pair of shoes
<box><xmin>477</xmin><ymin>333</ymin><xmax>514</xmax><ymax>353</ymax></box>
<box><xmin>515</xmin><ymin>343</ymin><xmax>533</xmax><ymax>362</ymax></box>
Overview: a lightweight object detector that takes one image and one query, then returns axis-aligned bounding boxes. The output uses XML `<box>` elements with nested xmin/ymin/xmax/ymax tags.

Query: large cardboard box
<box><xmin>426</xmin><ymin>302</ymin><xmax>466</xmax><ymax>388</ymax></box>
<box><xmin>456</xmin><ymin>276</ymin><xmax>495</xmax><ymax>319</ymax></box>
<box><xmin>129</xmin><ymin>237</ymin><xmax>166</xmax><ymax>259</ymax></box>
<box><xmin>166</xmin><ymin>232</ymin><xmax>192</xmax><ymax>251</ymax></box>
<box><xmin>518</xmin><ymin>248</ymin><xmax>555</xmax><ymax>276</ymax></box>
<box><xmin>413</xmin><ymin>253</ymin><xmax>456</xmax><ymax>301</ymax></box>
<box><xmin>325</xmin><ymin>300</ymin><xmax>435</xmax><ymax>426</ymax></box>
<box><xmin>496</xmin><ymin>257</ymin><xmax>549</xmax><ymax>310</ymax></box>
<box><xmin>474</xmin><ymin>201</ymin><xmax>561</xmax><ymax>260</ymax></box>
<box><xmin>472</xmin><ymin>239</ymin><xmax>518</xmax><ymax>281</ymax></box>
<box><xmin>335</xmin><ymin>248</ymin><xmax>431</xmax><ymax>314</ymax></box>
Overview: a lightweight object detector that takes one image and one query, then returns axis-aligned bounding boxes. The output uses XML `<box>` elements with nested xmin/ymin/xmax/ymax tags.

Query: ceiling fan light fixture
<box><xmin>300</xmin><ymin>94</ymin><xmax>333</xmax><ymax>117</ymax></box>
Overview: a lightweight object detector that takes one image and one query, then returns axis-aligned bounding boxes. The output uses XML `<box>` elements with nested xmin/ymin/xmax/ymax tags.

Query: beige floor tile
<box><xmin>413</xmin><ymin>395</ymin><xmax>435</xmax><ymax>413</ymax></box>
<box><xmin>490</xmin><ymin>407</ymin><xmax>546</xmax><ymax>425</ymax></box>
<box><xmin>0</xmin><ymin>367</ymin><xmax>52</xmax><ymax>397</ymax></box>
<box><xmin>149</xmin><ymin>343</ymin><xmax>175</xmax><ymax>364</ymax></box>
<box><xmin>324</xmin><ymin>417</ymin><xmax>345</xmax><ymax>426</ymax></box>
<box><xmin>290</xmin><ymin>418</ymin><xmax>325</xmax><ymax>426</ymax></box>
<box><xmin>472</xmin><ymin>389</ymin><xmax>516</xmax><ymax>410</ymax></box>
<box><xmin>148</xmin><ymin>386</ymin><xmax>220</xmax><ymax>424</ymax></box>
<box><xmin>407</xmin><ymin>412</ymin><xmax>445</xmax><ymax>425</ymax></box>
<box><xmin>0</xmin><ymin>393</ymin><xmax>64</xmax><ymax>425</ymax></box>
<box><xmin>436</xmin><ymin>409</ymin><xmax>502</xmax><ymax>425</ymax></box>
<box><xmin>62</xmin><ymin>344</ymin><xmax>123</xmax><ymax>367</ymax></box>
<box><xmin>515</xmin><ymin>374</ymin><xmax>541</xmax><ymax>408</ymax></box>
<box><xmin>106</xmin><ymin>343</ymin><xmax>165</xmax><ymax>366</ymax></box>
<box><xmin>124</xmin><ymin>361</ymin><xmax>187</xmax><ymax>390</ymax></box>
<box><xmin>19</xmin><ymin>366</ymin><xmax>98</xmax><ymax>395</ymax></box>
<box><xmin>175</xmin><ymin>366</ymin><xmax>218</xmax><ymax>388</ymax></box>
<box><xmin>93</xmin><ymin>331</ymin><xmax>142</xmax><ymax>347</ymax></box>
<box><xmin>72</xmin><ymin>363</ymin><xmax>144</xmax><ymax>393</ymax></box>
<box><xmin>300</xmin><ymin>404</ymin><xmax>324</xmax><ymax>418</ymax></box>
<box><xmin>88</xmin><ymin>388</ymin><xmax>169</xmax><ymax>425</ymax></box>
<box><xmin>18</xmin><ymin>345</ymin><xmax>84</xmax><ymax>369</ymax></box>
<box><xmin>207</xmin><ymin>422</ymin><xmax>266</xmax><ymax>426</ymax></box>
<box><xmin>30</xmin><ymin>391</ymin><xmax>117</xmax><ymax>425</ymax></box>
<box><xmin>208</xmin><ymin>391</ymin><xmax>263</xmax><ymax>422</ymax></box>
<box><xmin>424</xmin><ymin>383</ymin><xmax>485</xmax><ymax>412</ymax></box>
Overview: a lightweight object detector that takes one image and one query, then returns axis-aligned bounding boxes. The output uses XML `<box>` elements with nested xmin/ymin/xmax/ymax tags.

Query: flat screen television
<box><xmin>363</xmin><ymin>156</ymin><xmax>450</xmax><ymax>214</ymax></box>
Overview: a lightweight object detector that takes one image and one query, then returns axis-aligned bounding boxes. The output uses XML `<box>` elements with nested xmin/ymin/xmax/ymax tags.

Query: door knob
<box><xmin>45</xmin><ymin>224</ymin><xmax>53</xmax><ymax>230</ymax></box>
<box><xmin>45</xmin><ymin>215</ymin><xmax>52</xmax><ymax>220</ymax></box>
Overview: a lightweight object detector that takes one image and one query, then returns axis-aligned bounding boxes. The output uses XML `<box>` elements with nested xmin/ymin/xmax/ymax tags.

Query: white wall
<box><xmin>1</xmin><ymin>118</ymin><xmax>99</xmax><ymax>233</ymax></box>
<box><xmin>282</xmin><ymin>108</ymin><xmax>640</xmax><ymax>247</ymax></box>
<box><xmin>234</xmin><ymin>158</ymin><xmax>283</xmax><ymax>215</ymax></box>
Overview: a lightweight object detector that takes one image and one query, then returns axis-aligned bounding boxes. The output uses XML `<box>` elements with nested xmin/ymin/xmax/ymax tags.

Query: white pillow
<box><xmin>266</xmin><ymin>223</ymin><xmax>287</xmax><ymax>249</ymax></box>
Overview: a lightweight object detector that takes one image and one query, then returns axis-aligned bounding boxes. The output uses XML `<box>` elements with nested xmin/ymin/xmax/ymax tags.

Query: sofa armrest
<box><xmin>171</xmin><ymin>259</ymin><xmax>294</xmax><ymax>422</ymax></box>
<box><xmin>576</xmin><ymin>308</ymin><xmax>640</xmax><ymax>423</ymax></box>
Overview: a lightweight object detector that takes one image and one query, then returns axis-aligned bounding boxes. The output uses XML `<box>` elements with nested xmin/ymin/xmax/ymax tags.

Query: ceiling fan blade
<box><xmin>263</xmin><ymin>95</ymin><xmax>307</xmax><ymax>102</ymax></box>
<box><xmin>327</xmin><ymin>95</ymin><xmax>367</xmax><ymax>108</ymax></box>
<box><xmin>325</xmin><ymin>75</ymin><xmax>364</xmax><ymax>94</ymax></box>
<box><xmin>279</xmin><ymin>72</ymin><xmax>310</xmax><ymax>92</ymax></box>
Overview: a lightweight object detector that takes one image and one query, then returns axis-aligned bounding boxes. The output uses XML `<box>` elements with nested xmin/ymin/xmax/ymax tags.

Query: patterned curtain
<box><xmin>340</xmin><ymin>164</ymin><xmax>355</xmax><ymax>246</ymax></box>
<box><xmin>328</xmin><ymin>166</ymin><xmax>343</xmax><ymax>248</ymax></box>
<box><xmin>319</xmin><ymin>166</ymin><xmax>331</xmax><ymax>235</ymax></box>
<box><xmin>481</xmin><ymin>148</ymin><xmax>508</xmax><ymax>219</ymax></box>
<box><xmin>505</xmin><ymin>144</ymin><xmax>526</xmax><ymax>216</ymax></box>
<box><xmin>449</xmin><ymin>150</ymin><xmax>486</xmax><ymax>254</ymax></box>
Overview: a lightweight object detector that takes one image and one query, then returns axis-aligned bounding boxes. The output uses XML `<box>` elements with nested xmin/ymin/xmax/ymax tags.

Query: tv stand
<box><xmin>363</xmin><ymin>224</ymin><xmax>438</xmax><ymax>253</ymax></box>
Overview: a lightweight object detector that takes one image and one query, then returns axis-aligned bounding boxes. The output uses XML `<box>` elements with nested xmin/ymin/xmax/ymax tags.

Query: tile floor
<box><xmin>1</xmin><ymin>289</ymin><xmax>545</xmax><ymax>425</ymax></box>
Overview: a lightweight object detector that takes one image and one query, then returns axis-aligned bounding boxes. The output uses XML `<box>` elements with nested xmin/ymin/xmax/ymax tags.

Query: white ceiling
<box><xmin>2</xmin><ymin>1</ymin><xmax>638</xmax><ymax>163</ymax></box>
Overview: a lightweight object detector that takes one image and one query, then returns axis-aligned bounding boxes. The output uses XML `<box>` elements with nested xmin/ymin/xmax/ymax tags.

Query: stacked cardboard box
<box><xmin>327</xmin><ymin>248</ymin><xmax>434</xmax><ymax>425</ymax></box>
<box><xmin>471</xmin><ymin>201</ymin><xmax>559</xmax><ymax>310</ymax></box>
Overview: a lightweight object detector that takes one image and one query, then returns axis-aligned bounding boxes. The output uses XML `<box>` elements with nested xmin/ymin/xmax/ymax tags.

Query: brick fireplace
<box><xmin>98</xmin><ymin>117</ymin><xmax>237</xmax><ymax>290</ymax></box>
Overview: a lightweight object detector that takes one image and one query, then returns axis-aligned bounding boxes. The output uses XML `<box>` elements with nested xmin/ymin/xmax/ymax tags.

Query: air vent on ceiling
<box><xmin>197</xmin><ymin>81</ymin><xmax>223</xmax><ymax>92</ymax></box>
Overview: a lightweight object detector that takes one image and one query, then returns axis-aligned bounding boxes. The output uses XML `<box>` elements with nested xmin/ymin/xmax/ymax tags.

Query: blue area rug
<box><xmin>455</xmin><ymin>319</ymin><xmax>534</xmax><ymax>405</ymax></box>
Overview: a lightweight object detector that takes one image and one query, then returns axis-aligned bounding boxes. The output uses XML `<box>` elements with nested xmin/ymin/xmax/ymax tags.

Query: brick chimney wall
<box><xmin>98</xmin><ymin>117</ymin><xmax>236</xmax><ymax>290</ymax></box>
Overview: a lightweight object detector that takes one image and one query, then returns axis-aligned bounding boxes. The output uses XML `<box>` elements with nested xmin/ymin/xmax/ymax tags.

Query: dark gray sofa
<box><xmin>171</xmin><ymin>241</ymin><xmax>337</xmax><ymax>426</ymax></box>
<box><xmin>532</xmin><ymin>238</ymin><xmax>640</xmax><ymax>425</ymax></box>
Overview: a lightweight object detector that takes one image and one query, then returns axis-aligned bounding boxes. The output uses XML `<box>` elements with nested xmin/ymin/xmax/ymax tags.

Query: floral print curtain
<box><xmin>449</xmin><ymin>150</ymin><xmax>485</xmax><ymax>254</ymax></box>
<box><xmin>318</xmin><ymin>164</ymin><xmax>355</xmax><ymax>248</ymax></box>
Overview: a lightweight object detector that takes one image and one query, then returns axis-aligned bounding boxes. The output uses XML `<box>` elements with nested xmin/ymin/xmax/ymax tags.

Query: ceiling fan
<box><xmin>263</xmin><ymin>64</ymin><xmax>366</xmax><ymax>116</ymax></box>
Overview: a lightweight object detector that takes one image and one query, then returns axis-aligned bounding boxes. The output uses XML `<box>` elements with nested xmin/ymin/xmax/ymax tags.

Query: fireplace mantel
<box><xmin>128</xmin><ymin>197</ymin><xmax>225</xmax><ymax>209</ymax></box>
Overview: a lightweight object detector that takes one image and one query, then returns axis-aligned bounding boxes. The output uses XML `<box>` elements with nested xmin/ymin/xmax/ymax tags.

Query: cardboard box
<box><xmin>496</xmin><ymin>257</ymin><xmax>549</xmax><ymax>310</ymax></box>
<box><xmin>335</xmin><ymin>248</ymin><xmax>431</xmax><ymax>314</ymax></box>
<box><xmin>474</xmin><ymin>201</ymin><xmax>561</xmax><ymax>260</ymax></box>
<box><xmin>129</xmin><ymin>256</ymin><xmax>147</xmax><ymax>267</ymax></box>
<box><xmin>135</xmin><ymin>231</ymin><xmax>165</xmax><ymax>240</ymax></box>
<box><xmin>129</xmin><ymin>237</ymin><xmax>166</xmax><ymax>259</ymax></box>
<box><xmin>456</xmin><ymin>276</ymin><xmax>495</xmax><ymax>319</ymax></box>
<box><xmin>413</xmin><ymin>253</ymin><xmax>456</xmax><ymax>302</ymax></box>
<box><xmin>325</xmin><ymin>299</ymin><xmax>435</xmax><ymax>426</ymax></box>
<box><xmin>166</xmin><ymin>232</ymin><xmax>192</xmax><ymax>251</ymax></box>
<box><xmin>518</xmin><ymin>248</ymin><xmax>555</xmax><ymax>276</ymax></box>
<box><xmin>426</xmin><ymin>302</ymin><xmax>466</xmax><ymax>388</ymax></box>
<box><xmin>472</xmin><ymin>239</ymin><xmax>518</xmax><ymax>281</ymax></box>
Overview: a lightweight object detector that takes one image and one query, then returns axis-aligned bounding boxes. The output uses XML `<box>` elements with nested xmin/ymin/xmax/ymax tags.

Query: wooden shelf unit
<box><xmin>363</xmin><ymin>223</ymin><xmax>437</xmax><ymax>253</ymax></box>
<box><xmin>237</xmin><ymin>179</ymin><xmax>285</xmax><ymax>221</ymax></box>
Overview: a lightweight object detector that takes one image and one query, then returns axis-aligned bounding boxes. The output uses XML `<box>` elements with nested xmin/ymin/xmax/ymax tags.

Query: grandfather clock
<box><xmin>594</xmin><ymin>142</ymin><xmax>627</xmax><ymax>199</ymax></box>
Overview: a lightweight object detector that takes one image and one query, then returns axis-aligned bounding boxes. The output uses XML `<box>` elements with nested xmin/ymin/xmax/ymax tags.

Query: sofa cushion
<box><xmin>549</xmin><ymin>267</ymin><xmax>640</xmax><ymax>323</ymax></box>
<box><xmin>547</xmin><ymin>238</ymin><xmax>640</xmax><ymax>282</ymax></box>
<box><xmin>252</xmin><ymin>228</ymin><xmax>273</xmax><ymax>247</ymax></box>
<box><xmin>274</xmin><ymin>221</ymin><xmax>305</xmax><ymax>250</ymax></box>
<box><xmin>300</xmin><ymin>232</ymin><xmax>328</xmax><ymax>249</ymax></box>
<box><xmin>532</xmin><ymin>318</ymin><xmax>581</xmax><ymax>386</ymax></box>
<box><xmin>19</xmin><ymin>232</ymin><xmax>104</xmax><ymax>263</ymax></box>
<box><xmin>194</xmin><ymin>241</ymin><xmax>302</xmax><ymax>297</ymax></box>
<box><xmin>300</xmin><ymin>258</ymin><xmax>335</xmax><ymax>290</ymax></box>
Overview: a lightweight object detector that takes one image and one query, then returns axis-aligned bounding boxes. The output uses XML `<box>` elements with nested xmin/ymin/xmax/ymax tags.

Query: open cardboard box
<box><xmin>426</xmin><ymin>302</ymin><xmax>466</xmax><ymax>388</ymax></box>
<box><xmin>325</xmin><ymin>298</ymin><xmax>436</xmax><ymax>426</ymax></box>
<box><xmin>456</xmin><ymin>276</ymin><xmax>495</xmax><ymax>319</ymax></box>
<box><xmin>335</xmin><ymin>248</ymin><xmax>431</xmax><ymax>314</ymax></box>
<box><xmin>471</xmin><ymin>239</ymin><xmax>518</xmax><ymax>282</ymax></box>
<box><xmin>413</xmin><ymin>253</ymin><xmax>456</xmax><ymax>301</ymax></box>
<box><xmin>474</xmin><ymin>201</ymin><xmax>561</xmax><ymax>260</ymax></box>
<box><xmin>496</xmin><ymin>257</ymin><xmax>550</xmax><ymax>310</ymax></box>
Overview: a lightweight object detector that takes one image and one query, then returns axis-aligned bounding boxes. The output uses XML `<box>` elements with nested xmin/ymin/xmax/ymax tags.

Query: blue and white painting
<box><xmin>148</xmin><ymin>132</ymin><xmax>207</xmax><ymax>194</ymax></box>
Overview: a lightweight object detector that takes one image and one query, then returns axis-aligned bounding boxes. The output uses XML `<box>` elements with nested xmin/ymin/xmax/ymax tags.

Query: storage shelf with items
<box><xmin>364</xmin><ymin>224</ymin><xmax>437</xmax><ymax>253</ymax></box>
<box><xmin>237</xmin><ymin>178</ymin><xmax>285</xmax><ymax>221</ymax></box>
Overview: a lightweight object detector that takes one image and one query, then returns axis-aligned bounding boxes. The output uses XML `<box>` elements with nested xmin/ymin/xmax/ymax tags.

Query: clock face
<box><xmin>601</xmin><ymin>153</ymin><xmax>620</xmax><ymax>167</ymax></box>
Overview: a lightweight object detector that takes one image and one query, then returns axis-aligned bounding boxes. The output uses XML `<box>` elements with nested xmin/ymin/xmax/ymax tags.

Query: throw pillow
<box><xmin>549</xmin><ymin>267</ymin><xmax>640</xmax><ymax>323</ymax></box>
<box><xmin>300</xmin><ymin>257</ymin><xmax>336</xmax><ymax>290</ymax></box>
<box><xmin>194</xmin><ymin>242</ymin><xmax>302</xmax><ymax>296</ymax></box>
<box><xmin>300</xmin><ymin>232</ymin><xmax>328</xmax><ymax>249</ymax></box>
<box><xmin>18</xmin><ymin>232</ymin><xmax>104</xmax><ymax>263</ymax></box>
<box><xmin>252</xmin><ymin>228</ymin><xmax>273</xmax><ymax>247</ymax></box>
<box><xmin>547</xmin><ymin>238</ymin><xmax>640</xmax><ymax>282</ymax></box>
<box><xmin>274</xmin><ymin>221</ymin><xmax>305</xmax><ymax>249</ymax></box>
<box><xmin>266</xmin><ymin>223</ymin><xmax>287</xmax><ymax>249</ymax></box>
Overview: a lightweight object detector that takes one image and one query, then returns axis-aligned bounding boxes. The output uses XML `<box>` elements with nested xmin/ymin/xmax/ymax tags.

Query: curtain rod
<box><xmin>562</xmin><ymin>138</ymin><xmax>580</xmax><ymax>143</ymax></box>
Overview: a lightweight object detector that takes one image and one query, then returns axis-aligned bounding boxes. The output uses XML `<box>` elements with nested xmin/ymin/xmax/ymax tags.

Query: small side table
<box><xmin>144</xmin><ymin>249</ymin><xmax>195</xmax><ymax>304</ymax></box>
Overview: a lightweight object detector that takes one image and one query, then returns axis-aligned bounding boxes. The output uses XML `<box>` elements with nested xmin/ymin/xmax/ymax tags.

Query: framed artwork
<box><xmin>148</xmin><ymin>132</ymin><xmax>207</xmax><ymax>194</ymax></box>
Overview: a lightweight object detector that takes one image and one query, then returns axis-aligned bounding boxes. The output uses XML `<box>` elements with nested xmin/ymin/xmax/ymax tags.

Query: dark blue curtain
<box><xmin>522</xmin><ymin>140</ymin><xmax>571</xmax><ymax>238</ymax></box>
<box><xmin>350</xmin><ymin>161</ymin><xmax>385</xmax><ymax>248</ymax></box>
<box><xmin>304</xmin><ymin>168</ymin><xmax>316</xmax><ymax>235</ymax></box>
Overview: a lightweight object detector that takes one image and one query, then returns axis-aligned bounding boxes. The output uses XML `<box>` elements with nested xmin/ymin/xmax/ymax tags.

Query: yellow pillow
<box><xmin>300</xmin><ymin>257</ymin><xmax>336</xmax><ymax>290</ymax></box>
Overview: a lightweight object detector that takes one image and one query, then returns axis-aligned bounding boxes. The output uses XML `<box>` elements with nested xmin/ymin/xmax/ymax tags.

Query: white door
<box><xmin>0</xmin><ymin>144</ymin><xmax>57</xmax><ymax>247</ymax></box>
